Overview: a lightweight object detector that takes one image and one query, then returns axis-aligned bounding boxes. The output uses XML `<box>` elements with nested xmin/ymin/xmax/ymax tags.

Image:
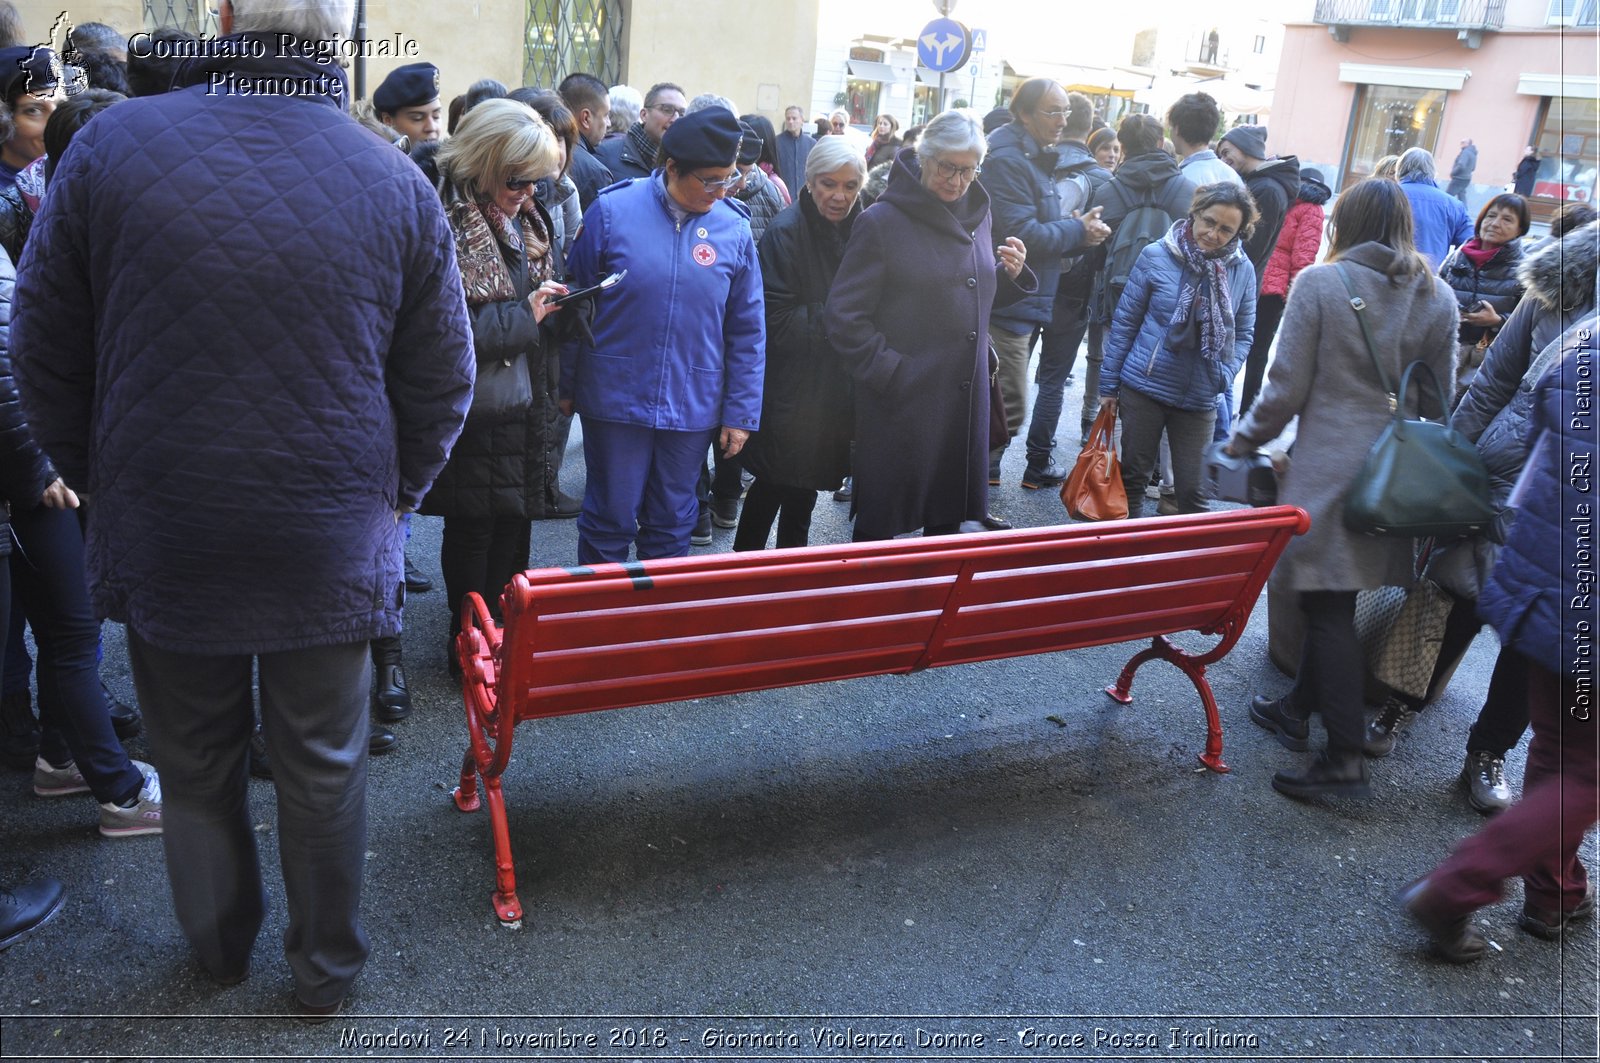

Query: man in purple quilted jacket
<box><xmin>11</xmin><ymin>0</ymin><xmax>474</xmax><ymax>1019</ymax></box>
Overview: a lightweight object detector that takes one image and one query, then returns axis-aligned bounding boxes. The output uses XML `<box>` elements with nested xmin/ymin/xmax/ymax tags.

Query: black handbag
<box><xmin>467</xmin><ymin>350</ymin><xmax>534</xmax><ymax>424</ymax></box>
<box><xmin>1336</xmin><ymin>265</ymin><xmax>1496</xmax><ymax>539</ymax></box>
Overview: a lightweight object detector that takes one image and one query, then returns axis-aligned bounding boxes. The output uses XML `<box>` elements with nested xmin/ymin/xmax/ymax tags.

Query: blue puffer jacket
<box><xmin>981</xmin><ymin>120</ymin><xmax>1089</xmax><ymax>330</ymax></box>
<box><xmin>562</xmin><ymin>174</ymin><xmax>765</xmax><ymax>432</ymax></box>
<box><xmin>1098</xmin><ymin>227</ymin><xmax>1256</xmax><ymax>411</ymax></box>
<box><xmin>12</xmin><ymin>40</ymin><xmax>475</xmax><ymax>655</ymax></box>
<box><xmin>1477</xmin><ymin>315</ymin><xmax>1598</xmax><ymax>679</ymax></box>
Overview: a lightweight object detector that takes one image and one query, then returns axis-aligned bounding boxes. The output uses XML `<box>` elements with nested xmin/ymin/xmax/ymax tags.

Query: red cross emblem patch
<box><xmin>692</xmin><ymin>243</ymin><xmax>717</xmax><ymax>266</ymax></box>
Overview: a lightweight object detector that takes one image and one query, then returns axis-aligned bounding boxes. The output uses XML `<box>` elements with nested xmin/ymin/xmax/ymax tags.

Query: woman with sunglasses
<box><xmin>420</xmin><ymin>99</ymin><xmax>568</xmax><ymax>667</ymax></box>
<box><xmin>559</xmin><ymin>107</ymin><xmax>765</xmax><ymax>564</ymax></box>
<box><xmin>824</xmin><ymin>109</ymin><xmax>1035</xmax><ymax>541</ymax></box>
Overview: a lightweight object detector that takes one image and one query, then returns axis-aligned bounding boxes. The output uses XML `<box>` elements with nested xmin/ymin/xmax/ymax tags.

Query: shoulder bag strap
<box><xmin>1335</xmin><ymin>263</ymin><xmax>1397</xmax><ymax>411</ymax></box>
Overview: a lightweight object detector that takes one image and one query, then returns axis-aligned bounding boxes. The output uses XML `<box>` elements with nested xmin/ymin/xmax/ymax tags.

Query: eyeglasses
<box><xmin>687</xmin><ymin>170</ymin><xmax>745</xmax><ymax>192</ymax></box>
<box><xmin>1036</xmin><ymin>108</ymin><xmax>1070</xmax><ymax>119</ymax></box>
<box><xmin>651</xmin><ymin>104</ymin><xmax>687</xmax><ymax>118</ymax></box>
<box><xmin>505</xmin><ymin>177</ymin><xmax>538</xmax><ymax>191</ymax></box>
<box><xmin>932</xmin><ymin>159</ymin><xmax>981</xmax><ymax>182</ymax></box>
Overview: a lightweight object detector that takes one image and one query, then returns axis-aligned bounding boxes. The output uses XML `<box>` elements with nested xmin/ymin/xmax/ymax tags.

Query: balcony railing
<box><xmin>1313</xmin><ymin>0</ymin><xmax>1506</xmax><ymax>30</ymax></box>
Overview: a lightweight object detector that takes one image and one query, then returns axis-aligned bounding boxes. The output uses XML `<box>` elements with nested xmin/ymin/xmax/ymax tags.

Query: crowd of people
<box><xmin>0</xmin><ymin>0</ymin><xmax>1591</xmax><ymax>1016</ymax></box>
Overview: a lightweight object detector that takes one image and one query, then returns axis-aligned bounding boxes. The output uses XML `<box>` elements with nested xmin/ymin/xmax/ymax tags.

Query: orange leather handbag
<box><xmin>1060</xmin><ymin>404</ymin><xmax>1128</xmax><ymax>521</ymax></box>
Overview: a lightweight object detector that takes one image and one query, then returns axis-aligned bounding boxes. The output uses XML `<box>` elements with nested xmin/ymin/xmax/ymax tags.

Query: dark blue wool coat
<box><xmin>13</xmin><ymin>39</ymin><xmax>475</xmax><ymax>655</ymax></box>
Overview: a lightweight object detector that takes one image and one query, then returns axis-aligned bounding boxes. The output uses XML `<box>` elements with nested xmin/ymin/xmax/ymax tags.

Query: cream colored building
<box><xmin>15</xmin><ymin>0</ymin><xmax>821</xmax><ymax>125</ymax></box>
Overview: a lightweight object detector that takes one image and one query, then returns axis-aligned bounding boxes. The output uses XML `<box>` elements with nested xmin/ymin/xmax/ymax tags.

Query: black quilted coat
<box><xmin>0</xmin><ymin>243</ymin><xmax>54</xmax><ymax>558</ymax></box>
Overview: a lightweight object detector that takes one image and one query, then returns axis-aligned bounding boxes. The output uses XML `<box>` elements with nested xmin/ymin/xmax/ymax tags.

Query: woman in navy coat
<box><xmin>825</xmin><ymin>110</ymin><xmax>1035</xmax><ymax>540</ymax></box>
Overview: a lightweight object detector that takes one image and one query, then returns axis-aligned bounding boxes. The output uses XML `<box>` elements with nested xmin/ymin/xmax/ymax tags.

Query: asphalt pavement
<box><xmin>1</xmin><ymin>368</ymin><xmax>1595</xmax><ymax>1063</ymax></box>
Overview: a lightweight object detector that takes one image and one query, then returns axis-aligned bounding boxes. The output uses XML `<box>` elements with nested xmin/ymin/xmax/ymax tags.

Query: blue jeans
<box><xmin>9</xmin><ymin>504</ymin><xmax>142</xmax><ymax>804</ymax></box>
<box><xmin>1027</xmin><ymin>294</ymin><xmax>1089</xmax><ymax>467</ymax></box>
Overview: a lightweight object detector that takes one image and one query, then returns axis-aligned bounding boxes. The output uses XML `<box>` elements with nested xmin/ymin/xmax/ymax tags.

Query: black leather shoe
<box><xmin>0</xmin><ymin>690</ymin><xmax>40</xmax><ymax>770</ymax></box>
<box><xmin>0</xmin><ymin>876</ymin><xmax>65</xmax><ymax>951</ymax></box>
<box><xmin>1021</xmin><ymin>461</ymin><xmax>1068</xmax><ymax>489</ymax></box>
<box><xmin>403</xmin><ymin>555</ymin><xmax>433</xmax><ymax>593</ymax></box>
<box><xmin>369</xmin><ymin>722</ymin><xmax>398</xmax><ymax>756</ymax></box>
<box><xmin>535</xmin><ymin>490</ymin><xmax>581</xmax><ymax>520</ymax></box>
<box><xmin>711</xmin><ymin>497</ymin><xmax>740</xmax><ymax>528</ymax></box>
<box><xmin>103</xmin><ymin>682</ymin><xmax>142</xmax><ymax>740</ymax></box>
<box><xmin>372</xmin><ymin>664</ymin><xmax>412</xmax><ymax>722</ymax></box>
<box><xmin>979</xmin><ymin>513</ymin><xmax>1013</xmax><ymax>531</ymax></box>
<box><xmin>1398</xmin><ymin>877</ymin><xmax>1487</xmax><ymax>963</ymax></box>
<box><xmin>691</xmin><ymin>506</ymin><xmax>713</xmax><ymax>546</ymax></box>
<box><xmin>1271</xmin><ymin>750</ymin><xmax>1371</xmax><ymax>800</ymax></box>
<box><xmin>1250</xmin><ymin>694</ymin><xmax>1311</xmax><ymax>751</ymax></box>
<box><xmin>1520</xmin><ymin>882</ymin><xmax>1596</xmax><ymax>941</ymax></box>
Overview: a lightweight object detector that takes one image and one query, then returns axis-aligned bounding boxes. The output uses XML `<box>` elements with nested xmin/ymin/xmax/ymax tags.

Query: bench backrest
<box><xmin>496</xmin><ymin>507</ymin><xmax>1309</xmax><ymax>721</ymax></box>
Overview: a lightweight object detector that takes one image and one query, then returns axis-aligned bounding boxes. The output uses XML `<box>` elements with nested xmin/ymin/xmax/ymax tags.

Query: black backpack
<box><xmin>1092</xmin><ymin>187</ymin><xmax>1175</xmax><ymax>322</ymax></box>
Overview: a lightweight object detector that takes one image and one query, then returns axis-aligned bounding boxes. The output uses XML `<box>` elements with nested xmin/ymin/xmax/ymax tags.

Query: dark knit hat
<box><xmin>660</xmin><ymin>107</ymin><xmax>742</xmax><ymax>170</ymax></box>
<box><xmin>736</xmin><ymin>121</ymin><xmax>761</xmax><ymax>165</ymax></box>
<box><xmin>373</xmin><ymin>62</ymin><xmax>440</xmax><ymax>115</ymax></box>
<box><xmin>0</xmin><ymin>46</ymin><xmax>58</xmax><ymax>103</ymax></box>
<box><xmin>1221</xmin><ymin>124</ymin><xmax>1268</xmax><ymax>161</ymax></box>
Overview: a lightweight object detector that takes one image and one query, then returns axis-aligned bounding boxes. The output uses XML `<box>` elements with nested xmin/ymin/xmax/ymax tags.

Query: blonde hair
<box><xmin>437</xmin><ymin>98</ymin><xmax>560</xmax><ymax>202</ymax></box>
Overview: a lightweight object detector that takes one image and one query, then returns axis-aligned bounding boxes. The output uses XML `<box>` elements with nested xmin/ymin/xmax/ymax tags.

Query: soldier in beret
<box><xmin>372</xmin><ymin>60</ymin><xmax>441</xmax><ymax>144</ymax></box>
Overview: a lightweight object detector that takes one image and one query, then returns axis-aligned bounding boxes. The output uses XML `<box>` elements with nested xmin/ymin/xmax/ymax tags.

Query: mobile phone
<box><xmin>551</xmin><ymin>269</ymin><xmax>627</xmax><ymax>307</ymax></box>
<box><xmin>1466</xmin><ymin>299</ymin><xmax>1487</xmax><ymax>313</ymax></box>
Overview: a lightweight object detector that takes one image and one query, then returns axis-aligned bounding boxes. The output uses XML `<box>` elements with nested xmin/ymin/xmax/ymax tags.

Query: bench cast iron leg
<box><xmin>481</xmin><ymin>771</ymin><xmax>524</xmax><ymax>926</ymax></box>
<box><xmin>1105</xmin><ymin>636</ymin><xmax>1230</xmax><ymax>775</ymax></box>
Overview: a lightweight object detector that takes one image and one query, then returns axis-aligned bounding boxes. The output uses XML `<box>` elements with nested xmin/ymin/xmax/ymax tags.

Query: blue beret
<box><xmin>0</xmin><ymin>46</ymin><xmax>58</xmax><ymax>102</ymax></box>
<box><xmin>373</xmin><ymin>62</ymin><xmax>440</xmax><ymax>115</ymax></box>
<box><xmin>660</xmin><ymin>107</ymin><xmax>742</xmax><ymax>171</ymax></box>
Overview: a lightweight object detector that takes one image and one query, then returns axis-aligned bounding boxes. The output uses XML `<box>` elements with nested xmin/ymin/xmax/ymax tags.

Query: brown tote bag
<box><xmin>1060</xmin><ymin>404</ymin><xmax>1128</xmax><ymax>521</ymax></box>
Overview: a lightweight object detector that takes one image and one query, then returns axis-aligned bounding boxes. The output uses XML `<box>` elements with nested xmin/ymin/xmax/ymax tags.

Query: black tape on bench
<box><xmin>560</xmin><ymin>566</ymin><xmax>598</xmax><ymax>577</ymax></box>
<box><xmin>621</xmin><ymin>561</ymin><xmax>653</xmax><ymax>591</ymax></box>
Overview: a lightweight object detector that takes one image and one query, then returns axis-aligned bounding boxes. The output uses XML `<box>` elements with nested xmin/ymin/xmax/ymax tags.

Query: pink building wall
<box><xmin>1273</xmin><ymin>22</ymin><xmax>1595</xmax><ymax>198</ymax></box>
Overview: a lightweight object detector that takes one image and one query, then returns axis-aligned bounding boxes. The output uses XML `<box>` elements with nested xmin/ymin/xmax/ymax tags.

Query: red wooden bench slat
<box><xmin>454</xmin><ymin>506</ymin><xmax>1312</xmax><ymax>925</ymax></box>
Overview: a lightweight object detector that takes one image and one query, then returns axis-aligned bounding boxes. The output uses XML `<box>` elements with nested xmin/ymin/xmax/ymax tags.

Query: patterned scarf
<box><xmin>1161</xmin><ymin>217</ymin><xmax>1236</xmax><ymax>363</ymax></box>
<box><xmin>445</xmin><ymin>198</ymin><xmax>553</xmax><ymax>308</ymax></box>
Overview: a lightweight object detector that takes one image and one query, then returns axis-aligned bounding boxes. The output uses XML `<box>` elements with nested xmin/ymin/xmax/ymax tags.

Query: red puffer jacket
<box><xmin>1260</xmin><ymin>199</ymin><xmax>1325</xmax><ymax>299</ymax></box>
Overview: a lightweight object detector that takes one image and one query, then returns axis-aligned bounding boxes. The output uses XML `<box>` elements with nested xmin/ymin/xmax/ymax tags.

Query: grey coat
<box><xmin>1230</xmin><ymin>242</ymin><xmax>1459</xmax><ymax>593</ymax></box>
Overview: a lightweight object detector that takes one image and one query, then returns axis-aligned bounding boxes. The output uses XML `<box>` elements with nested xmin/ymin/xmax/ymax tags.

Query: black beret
<box><xmin>0</xmin><ymin>46</ymin><xmax>59</xmax><ymax>103</ymax></box>
<box><xmin>660</xmin><ymin>107</ymin><xmax>742</xmax><ymax>171</ymax></box>
<box><xmin>373</xmin><ymin>62</ymin><xmax>440</xmax><ymax>115</ymax></box>
<box><xmin>736</xmin><ymin>121</ymin><xmax>761</xmax><ymax>165</ymax></box>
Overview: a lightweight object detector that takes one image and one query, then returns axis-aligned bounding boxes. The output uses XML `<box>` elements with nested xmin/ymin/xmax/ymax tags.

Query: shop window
<box><xmin>1339</xmin><ymin>83</ymin><xmax>1446</xmax><ymax>188</ymax></box>
<box><xmin>1529</xmin><ymin>95</ymin><xmax>1599</xmax><ymax>203</ymax></box>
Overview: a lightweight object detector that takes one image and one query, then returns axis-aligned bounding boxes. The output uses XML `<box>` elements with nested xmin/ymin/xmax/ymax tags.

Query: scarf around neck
<box><xmin>446</xmin><ymin>198</ymin><xmax>553</xmax><ymax>307</ymax></box>
<box><xmin>1161</xmin><ymin>218</ymin><xmax>1237</xmax><ymax>363</ymax></box>
<box><xmin>627</xmin><ymin>122</ymin><xmax>659</xmax><ymax>171</ymax></box>
<box><xmin>1458</xmin><ymin>237</ymin><xmax>1503</xmax><ymax>270</ymax></box>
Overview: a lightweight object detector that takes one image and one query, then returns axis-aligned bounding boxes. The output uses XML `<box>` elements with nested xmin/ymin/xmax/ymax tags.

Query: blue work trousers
<box><xmin>578</xmin><ymin>418</ymin><xmax>717</xmax><ymax>564</ymax></box>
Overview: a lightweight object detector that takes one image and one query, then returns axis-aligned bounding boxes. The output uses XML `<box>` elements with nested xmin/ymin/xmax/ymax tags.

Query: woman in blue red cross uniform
<box><xmin>560</xmin><ymin>107</ymin><xmax>766</xmax><ymax>564</ymax></box>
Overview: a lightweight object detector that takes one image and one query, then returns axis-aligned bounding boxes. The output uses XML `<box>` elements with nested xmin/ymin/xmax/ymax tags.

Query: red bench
<box><xmin>453</xmin><ymin>506</ymin><xmax>1310</xmax><ymax>924</ymax></box>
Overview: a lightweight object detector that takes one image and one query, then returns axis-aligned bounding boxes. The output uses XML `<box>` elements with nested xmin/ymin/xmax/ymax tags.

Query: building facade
<box><xmin>17</xmin><ymin>0</ymin><xmax>821</xmax><ymax>129</ymax></box>
<box><xmin>1272</xmin><ymin>0</ymin><xmax>1597</xmax><ymax>215</ymax></box>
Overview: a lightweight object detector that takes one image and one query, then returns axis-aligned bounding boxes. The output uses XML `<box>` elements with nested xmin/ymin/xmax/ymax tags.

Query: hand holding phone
<box><xmin>552</xmin><ymin>269</ymin><xmax>628</xmax><ymax>307</ymax></box>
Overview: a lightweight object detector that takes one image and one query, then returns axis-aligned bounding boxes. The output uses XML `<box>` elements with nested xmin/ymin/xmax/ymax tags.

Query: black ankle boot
<box><xmin>1272</xmin><ymin>750</ymin><xmax>1372</xmax><ymax>800</ymax></box>
<box><xmin>1250</xmin><ymin>693</ymin><xmax>1310</xmax><ymax>751</ymax></box>
<box><xmin>371</xmin><ymin>636</ymin><xmax>411</xmax><ymax>722</ymax></box>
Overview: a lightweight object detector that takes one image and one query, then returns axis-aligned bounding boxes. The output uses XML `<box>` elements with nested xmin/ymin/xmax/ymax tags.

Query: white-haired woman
<box><xmin>418</xmin><ymin>98</ymin><xmax>567</xmax><ymax>667</ymax></box>
<box><xmin>734</xmin><ymin>136</ymin><xmax>867</xmax><ymax>550</ymax></box>
<box><xmin>824</xmin><ymin>109</ymin><xmax>1034</xmax><ymax>540</ymax></box>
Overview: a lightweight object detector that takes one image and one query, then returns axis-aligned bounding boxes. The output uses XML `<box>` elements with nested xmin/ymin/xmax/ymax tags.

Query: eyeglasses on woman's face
<box><xmin>687</xmin><ymin>170</ymin><xmax>744</xmax><ymax>192</ymax></box>
<box><xmin>932</xmin><ymin>159</ymin><xmax>981</xmax><ymax>182</ymax></box>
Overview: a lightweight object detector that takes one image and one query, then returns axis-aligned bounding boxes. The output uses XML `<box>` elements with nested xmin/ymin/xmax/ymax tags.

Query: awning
<box><xmin>1338</xmin><ymin>63</ymin><xmax>1470</xmax><ymax>92</ymax></box>
<box><xmin>847</xmin><ymin>60</ymin><xmax>899</xmax><ymax>84</ymax></box>
<box><xmin>1517</xmin><ymin>73</ymin><xmax>1599</xmax><ymax>98</ymax></box>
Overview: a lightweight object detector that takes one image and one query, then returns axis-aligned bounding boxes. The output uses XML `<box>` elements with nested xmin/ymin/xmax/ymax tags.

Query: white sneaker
<box><xmin>98</xmin><ymin>763</ymin><xmax>162</xmax><ymax>838</ymax></box>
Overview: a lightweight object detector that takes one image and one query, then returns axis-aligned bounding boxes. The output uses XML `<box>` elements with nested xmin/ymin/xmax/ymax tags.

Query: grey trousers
<box><xmin>1116</xmin><ymin>387</ymin><xmax>1215</xmax><ymax>517</ymax></box>
<box><xmin>128</xmin><ymin>632</ymin><xmax>372</xmax><ymax>1006</ymax></box>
